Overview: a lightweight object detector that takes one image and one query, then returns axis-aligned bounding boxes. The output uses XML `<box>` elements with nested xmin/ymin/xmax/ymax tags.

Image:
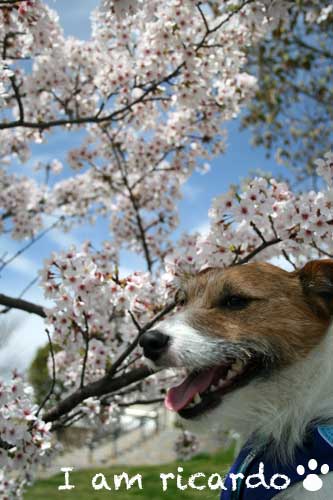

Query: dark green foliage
<box><xmin>28</xmin><ymin>343</ymin><xmax>63</xmax><ymax>407</ymax></box>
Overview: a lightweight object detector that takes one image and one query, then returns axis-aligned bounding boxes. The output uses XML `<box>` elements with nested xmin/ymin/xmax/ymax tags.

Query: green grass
<box><xmin>25</xmin><ymin>448</ymin><xmax>234</xmax><ymax>500</ymax></box>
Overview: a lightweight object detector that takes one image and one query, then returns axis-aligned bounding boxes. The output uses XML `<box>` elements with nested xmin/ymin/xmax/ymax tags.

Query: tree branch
<box><xmin>43</xmin><ymin>366</ymin><xmax>152</xmax><ymax>423</ymax></box>
<box><xmin>0</xmin><ymin>293</ymin><xmax>46</xmax><ymax>317</ymax></box>
<box><xmin>80</xmin><ymin>314</ymin><xmax>90</xmax><ymax>389</ymax></box>
<box><xmin>10</xmin><ymin>75</ymin><xmax>24</xmax><ymax>122</ymax></box>
<box><xmin>0</xmin><ymin>276</ymin><xmax>38</xmax><ymax>314</ymax></box>
<box><xmin>250</xmin><ymin>221</ymin><xmax>266</xmax><ymax>243</ymax></box>
<box><xmin>293</xmin><ymin>36</ymin><xmax>333</xmax><ymax>60</ymax></box>
<box><xmin>197</xmin><ymin>0</ymin><xmax>255</xmax><ymax>46</ymax></box>
<box><xmin>234</xmin><ymin>237</ymin><xmax>281</xmax><ymax>266</ymax></box>
<box><xmin>0</xmin><ymin>1</ymin><xmax>252</xmax><ymax>133</ymax></box>
<box><xmin>0</xmin><ymin>219</ymin><xmax>61</xmax><ymax>273</ymax></box>
<box><xmin>269</xmin><ymin>216</ymin><xmax>297</xmax><ymax>270</ymax></box>
<box><xmin>312</xmin><ymin>241</ymin><xmax>333</xmax><ymax>258</ymax></box>
<box><xmin>118</xmin><ymin>397</ymin><xmax>164</xmax><ymax>407</ymax></box>
<box><xmin>112</xmin><ymin>145</ymin><xmax>154</xmax><ymax>272</ymax></box>
<box><xmin>42</xmin><ymin>300</ymin><xmax>175</xmax><ymax>424</ymax></box>
<box><xmin>0</xmin><ymin>0</ymin><xmax>21</xmax><ymax>5</ymax></box>
<box><xmin>0</xmin><ymin>76</ymin><xmax>182</xmax><ymax>131</ymax></box>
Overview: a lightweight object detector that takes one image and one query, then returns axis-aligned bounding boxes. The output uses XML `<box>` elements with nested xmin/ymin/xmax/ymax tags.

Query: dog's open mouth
<box><xmin>165</xmin><ymin>358</ymin><xmax>258</xmax><ymax>419</ymax></box>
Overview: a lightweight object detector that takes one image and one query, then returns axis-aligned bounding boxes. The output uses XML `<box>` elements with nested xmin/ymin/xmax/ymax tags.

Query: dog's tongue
<box><xmin>165</xmin><ymin>368</ymin><xmax>216</xmax><ymax>412</ymax></box>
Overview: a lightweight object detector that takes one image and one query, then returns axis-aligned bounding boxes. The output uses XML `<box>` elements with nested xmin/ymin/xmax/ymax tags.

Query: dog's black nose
<box><xmin>139</xmin><ymin>330</ymin><xmax>170</xmax><ymax>361</ymax></box>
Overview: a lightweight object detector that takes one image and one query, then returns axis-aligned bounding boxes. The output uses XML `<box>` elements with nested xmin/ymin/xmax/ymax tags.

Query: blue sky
<box><xmin>0</xmin><ymin>1</ymin><xmax>288</xmax><ymax>376</ymax></box>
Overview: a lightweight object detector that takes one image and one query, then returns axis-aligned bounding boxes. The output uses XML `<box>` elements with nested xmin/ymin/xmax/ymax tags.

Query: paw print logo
<box><xmin>296</xmin><ymin>459</ymin><xmax>330</xmax><ymax>492</ymax></box>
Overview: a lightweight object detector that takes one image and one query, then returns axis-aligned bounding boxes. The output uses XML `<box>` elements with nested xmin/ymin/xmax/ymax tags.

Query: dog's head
<box><xmin>140</xmin><ymin>260</ymin><xmax>333</xmax><ymax>425</ymax></box>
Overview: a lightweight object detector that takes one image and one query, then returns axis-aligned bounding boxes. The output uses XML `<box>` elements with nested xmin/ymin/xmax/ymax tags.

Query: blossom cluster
<box><xmin>164</xmin><ymin>151</ymin><xmax>333</xmax><ymax>288</ymax></box>
<box><xmin>0</xmin><ymin>372</ymin><xmax>53</xmax><ymax>499</ymax></box>
<box><xmin>0</xmin><ymin>0</ymin><xmax>292</xmax><ymax>257</ymax></box>
<box><xmin>40</xmin><ymin>241</ymin><xmax>165</xmax><ymax>389</ymax></box>
<box><xmin>0</xmin><ymin>62</ymin><xmax>13</xmax><ymax>107</ymax></box>
<box><xmin>0</xmin><ymin>2</ymin><xmax>332</xmax><ymax>499</ymax></box>
<box><xmin>0</xmin><ymin>168</ymin><xmax>45</xmax><ymax>239</ymax></box>
<box><xmin>305</xmin><ymin>1</ymin><xmax>333</xmax><ymax>24</ymax></box>
<box><xmin>41</xmin><ymin>150</ymin><xmax>332</xmax><ymax>449</ymax></box>
<box><xmin>2</xmin><ymin>149</ymin><xmax>332</xmax><ymax>498</ymax></box>
<box><xmin>174</xmin><ymin>430</ymin><xmax>199</xmax><ymax>461</ymax></box>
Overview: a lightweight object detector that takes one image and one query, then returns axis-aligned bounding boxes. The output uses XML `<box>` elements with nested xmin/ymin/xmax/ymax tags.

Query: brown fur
<box><xmin>177</xmin><ymin>261</ymin><xmax>333</xmax><ymax>365</ymax></box>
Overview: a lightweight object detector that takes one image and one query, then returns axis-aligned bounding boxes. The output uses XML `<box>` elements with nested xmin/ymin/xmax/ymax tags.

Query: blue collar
<box><xmin>220</xmin><ymin>425</ymin><xmax>333</xmax><ymax>500</ymax></box>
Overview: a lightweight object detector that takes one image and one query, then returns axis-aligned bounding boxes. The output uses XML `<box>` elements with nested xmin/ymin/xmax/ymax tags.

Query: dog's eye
<box><xmin>220</xmin><ymin>295</ymin><xmax>249</xmax><ymax>310</ymax></box>
<box><xmin>175</xmin><ymin>289</ymin><xmax>187</xmax><ymax>306</ymax></box>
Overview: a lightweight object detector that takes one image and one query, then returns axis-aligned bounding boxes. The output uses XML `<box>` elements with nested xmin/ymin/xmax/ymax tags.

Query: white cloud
<box><xmin>0</xmin><ymin>311</ymin><xmax>46</xmax><ymax>379</ymax></box>
<box><xmin>46</xmin><ymin>228</ymin><xmax>80</xmax><ymax>250</ymax></box>
<box><xmin>6</xmin><ymin>254</ymin><xmax>37</xmax><ymax>279</ymax></box>
<box><xmin>0</xmin><ymin>288</ymin><xmax>51</xmax><ymax>378</ymax></box>
<box><xmin>1</xmin><ymin>235</ymin><xmax>38</xmax><ymax>278</ymax></box>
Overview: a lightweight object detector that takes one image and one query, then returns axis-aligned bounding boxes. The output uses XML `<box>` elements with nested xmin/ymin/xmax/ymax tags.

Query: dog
<box><xmin>139</xmin><ymin>260</ymin><xmax>333</xmax><ymax>499</ymax></box>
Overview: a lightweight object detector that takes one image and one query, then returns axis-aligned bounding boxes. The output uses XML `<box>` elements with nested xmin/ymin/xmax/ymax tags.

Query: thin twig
<box><xmin>128</xmin><ymin>310</ymin><xmax>141</xmax><ymax>331</ymax></box>
<box><xmin>231</xmin><ymin>245</ymin><xmax>242</xmax><ymax>265</ymax></box>
<box><xmin>51</xmin><ymin>410</ymin><xmax>84</xmax><ymax>431</ymax></box>
<box><xmin>61</xmin><ymin>412</ymin><xmax>86</xmax><ymax>428</ymax></box>
<box><xmin>36</xmin><ymin>329</ymin><xmax>56</xmax><ymax>417</ymax></box>
<box><xmin>196</xmin><ymin>3</ymin><xmax>210</xmax><ymax>33</ymax></box>
<box><xmin>80</xmin><ymin>314</ymin><xmax>90</xmax><ymax>389</ymax></box>
<box><xmin>112</xmin><ymin>145</ymin><xmax>153</xmax><ymax>272</ymax></box>
<box><xmin>312</xmin><ymin>241</ymin><xmax>333</xmax><ymax>258</ymax></box>
<box><xmin>108</xmin><ymin>301</ymin><xmax>176</xmax><ymax>378</ymax></box>
<box><xmin>282</xmin><ymin>250</ymin><xmax>297</xmax><ymax>270</ymax></box>
<box><xmin>113</xmin><ymin>353</ymin><xmax>142</xmax><ymax>376</ymax></box>
<box><xmin>118</xmin><ymin>398</ymin><xmax>164</xmax><ymax>407</ymax></box>
<box><xmin>234</xmin><ymin>237</ymin><xmax>281</xmax><ymax>266</ymax></box>
<box><xmin>0</xmin><ymin>219</ymin><xmax>61</xmax><ymax>273</ymax></box>
<box><xmin>10</xmin><ymin>75</ymin><xmax>24</xmax><ymax>122</ymax></box>
<box><xmin>18</xmin><ymin>276</ymin><xmax>39</xmax><ymax>298</ymax></box>
<box><xmin>250</xmin><ymin>221</ymin><xmax>266</xmax><ymax>244</ymax></box>
<box><xmin>268</xmin><ymin>215</ymin><xmax>278</xmax><ymax>239</ymax></box>
<box><xmin>269</xmin><ymin>215</ymin><xmax>297</xmax><ymax>269</ymax></box>
<box><xmin>196</xmin><ymin>0</ymin><xmax>255</xmax><ymax>46</ymax></box>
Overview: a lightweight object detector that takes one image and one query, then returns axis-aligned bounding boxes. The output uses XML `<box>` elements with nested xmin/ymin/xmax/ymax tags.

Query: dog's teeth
<box><xmin>226</xmin><ymin>369</ymin><xmax>236</xmax><ymax>380</ymax></box>
<box><xmin>218</xmin><ymin>379</ymin><xmax>225</xmax><ymax>387</ymax></box>
<box><xmin>210</xmin><ymin>385</ymin><xmax>217</xmax><ymax>391</ymax></box>
<box><xmin>232</xmin><ymin>360</ymin><xmax>244</xmax><ymax>373</ymax></box>
<box><xmin>194</xmin><ymin>394</ymin><xmax>202</xmax><ymax>405</ymax></box>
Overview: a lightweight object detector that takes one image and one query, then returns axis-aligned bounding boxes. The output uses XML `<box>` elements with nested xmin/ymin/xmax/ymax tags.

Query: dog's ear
<box><xmin>297</xmin><ymin>259</ymin><xmax>333</xmax><ymax>318</ymax></box>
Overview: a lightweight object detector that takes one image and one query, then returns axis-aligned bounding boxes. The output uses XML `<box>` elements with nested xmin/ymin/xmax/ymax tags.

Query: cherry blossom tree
<box><xmin>242</xmin><ymin>0</ymin><xmax>333</xmax><ymax>186</ymax></box>
<box><xmin>0</xmin><ymin>1</ymin><xmax>332</xmax><ymax>497</ymax></box>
